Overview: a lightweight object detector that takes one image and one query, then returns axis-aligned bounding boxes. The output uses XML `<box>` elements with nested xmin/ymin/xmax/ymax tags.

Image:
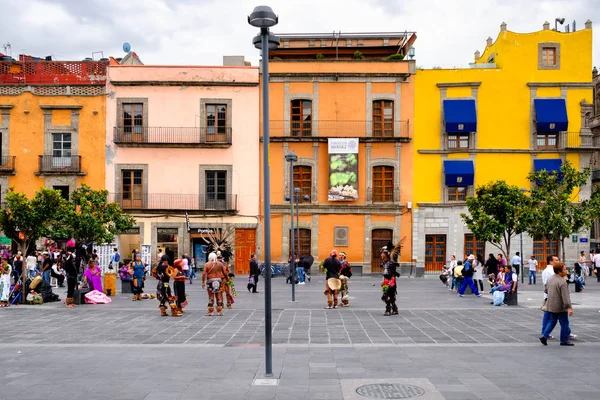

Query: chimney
<box><xmin>543</xmin><ymin>21</ymin><xmax>550</xmax><ymax>30</ymax></box>
<box><xmin>474</xmin><ymin>50</ymin><xmax>481</xmax><ymax>60</ymax></box>
<box><xmin>500</xmin><ymin>22</ymin><xmax>507</xmax><ymax>32</ymax></box>
<box><xmin>223</xmin><ymin>56</ymin><xmax>248</xmax><ymax>66</ymax></box>
<box><xmin>486</xmin><ymin>37</ymin><xmax>493</xmax><ymax>46</ymax></box>
<box><xmin>585</xmin><ymin>19</ymin><xmax>593</xmax><ymax>29</ymax></box>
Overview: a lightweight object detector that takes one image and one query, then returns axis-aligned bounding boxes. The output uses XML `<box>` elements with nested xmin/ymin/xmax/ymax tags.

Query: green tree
<box><xmin>461</xmin><ymin>181</ymin><xmax>532</xmax><ymax>259</ymax></box>
<box><xmin>56</xmin><ymin>184</ymin><xmax>135</xmax><ymax>248</ymax></box>
<box><xmin>526</xmin><ymin>161</ymin><xmax>591</xmax><ymax>261</ymax></box>
<box><xmin>0</xmin><ymin>187</ymin><xmax>66</xmax><ymax>299</ymax></box>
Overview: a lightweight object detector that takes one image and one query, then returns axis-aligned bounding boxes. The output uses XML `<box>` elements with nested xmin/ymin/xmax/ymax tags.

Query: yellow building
<box><xmin>0</xmin><ymin>56</ymin><xmax>107</xmax><ymax>200</ymax></box>
<box><xmin>413</xmin><ymin>20</ymin><xmax>595</xmax><ymax>273</ymax></box>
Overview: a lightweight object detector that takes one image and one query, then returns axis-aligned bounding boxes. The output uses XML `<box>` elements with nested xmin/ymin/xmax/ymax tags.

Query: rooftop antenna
<box><xmin>2</xmin><ymin>42</ymin><xmax>11</xmax><ymax>56</ymax></box>
<box><xmin>555</xmin><ymin>17</ymin><xmax>565</xmax><ymax>31</ymax></box>
<box><xmin>572</xmin><ymin>20</ymin><xmax>577</xmax><ymax>32</ymax></box>
<box><xmin>122</xmin><ymin>42</ymin><xmax>131</xmax><ymax>53</ymax></box>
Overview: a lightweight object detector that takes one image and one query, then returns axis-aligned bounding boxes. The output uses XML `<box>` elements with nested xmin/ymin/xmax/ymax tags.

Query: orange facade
<box><xmin>259</xmin><ymin>33</ymin><xmax>416</xmax><ymax>273</ymax></box>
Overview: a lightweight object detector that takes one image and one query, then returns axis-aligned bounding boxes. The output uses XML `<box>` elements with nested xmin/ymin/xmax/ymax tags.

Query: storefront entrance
<box><xmin>157</xmin><ymin>228</ymin><xmax>178</xmax><ymax>265</ymax></box>
<box><xmin>234</xmin><ymin>228</ymin><xmax>256</xmax><ymax>275</ymax></box>
<box><xmin>119</xmin><ymin>227</ymin><xmax>141</xmax><ymax>264</ymax></box>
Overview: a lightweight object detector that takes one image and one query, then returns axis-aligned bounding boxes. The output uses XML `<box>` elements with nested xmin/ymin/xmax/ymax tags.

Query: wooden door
<box><xmin>234</xmin><ymin>229</ymin><xmax>256</xmax><ymax>275</ymax></box>
<box><xmin>425</xmin><ymin>234</ymin><xmax>446</xmax><ymax>273</ymax></box>
<box><xmin>371</xmin><ymin>229</ymin><xmax>393</xmax><ymax>273</ymax></box>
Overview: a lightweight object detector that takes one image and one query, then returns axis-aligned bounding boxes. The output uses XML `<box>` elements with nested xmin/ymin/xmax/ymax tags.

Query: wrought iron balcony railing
<box><xmin>0</xmin><ymin>156</ymin><xmax>16</xmax><ymax>173</ymax></box>
<box><xmin>38</xmin><ymin>155</ymin><xmax>82</xmax><ymax>174</ymax></box>
<box><xmin>565</xmin><ymin>132</ymin><xmax>600</xmax><ymax>149</ymax></box>
<box><xmin>266</xmin><ymin>120</ymin><xmax>410</xmax><ymax>138</ymax></box>
<box><xmin>108</xmin><ymin>193</ymin><xmax>238</xmax><ymax>212</ymax></box>
<box><xmin>113</xmin><ymin>127</ymin><xmax>232</xmax><ymax>146</ymax></box>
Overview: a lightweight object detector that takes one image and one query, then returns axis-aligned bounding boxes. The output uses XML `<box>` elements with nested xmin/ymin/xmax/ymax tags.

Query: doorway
<box><xmin>234</xmin><ymin>229</ymin><xmax>256</xmax><ymax>275</ymax></box>
<box><xmin>371</xmin><ymin>229</ymin><xmax>393</xmax><ymax>273</ymax></box>
<box><xmin>425</xmin><ymin>234</ymin><xmax>446</xmax><ymax>274</ymax></box>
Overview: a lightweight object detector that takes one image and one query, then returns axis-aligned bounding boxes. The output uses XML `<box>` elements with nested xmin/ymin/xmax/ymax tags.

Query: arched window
<box><xmin>372</xmin><ymin>100</ymin><xmax>394</xmax><ymax>137</ymax></box>
<box><xmin>291</xmin><ymin>100</ymin><xmax>312</xmax><ymax>137</ymax></box>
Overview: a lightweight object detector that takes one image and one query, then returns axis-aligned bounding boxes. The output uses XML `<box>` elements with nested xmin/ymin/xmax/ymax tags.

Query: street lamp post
<box><xmin>248</xmin><ymin>5</ymin><xmax>279</xmax><ymax>378</ymax></box>
<box><xmin>285</xmin><ymin>152</ymin><xmax>298</xmax><ymax>302</ymax></box>
<box><xmin>520</xmin><ymin>188</ymin><xmax>527</xmax><ymax>284</ymax></box>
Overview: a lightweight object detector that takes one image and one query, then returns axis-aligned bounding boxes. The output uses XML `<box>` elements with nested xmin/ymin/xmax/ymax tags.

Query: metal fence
<box><xmin>108</xmin><ymin>193</ymin><xmax>238</xmax><ymax>212</ymax></box>
<box><xmin>38</xmin><ymin>155</ymin><xmax>81</xmax><ymax>174</ymax></box>
<box><xmin>267</xmin><ymin>120</ymin><xmax>410</xmax><ymax>138</ymax></box>
<box><xmin>113</xmin><ymin>127</ymin><xmax>232</xmax><ymax>145</ymax></box>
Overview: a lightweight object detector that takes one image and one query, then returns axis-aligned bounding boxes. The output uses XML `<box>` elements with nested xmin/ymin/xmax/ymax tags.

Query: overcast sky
<box><xmin>1</xmin><ymin>0</ymin><xmax>598</xmax><ymax>69</ymax></box>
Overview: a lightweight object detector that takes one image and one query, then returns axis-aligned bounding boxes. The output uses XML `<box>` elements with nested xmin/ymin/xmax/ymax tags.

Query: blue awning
<box><xmin>443</xmin><ymin>160</ymin><xmax>474</xmax><ymax>186</ymax></box>
<box><xmin>443</xmin><ymin>99</ymin><xmax>477</xmax><ymax>133</ymax></box>
<box><xmin>534</xmin><ymin>99</ymin><xmax>568</xmax><ymax>133</ymax></box>
<box><xmin>534</xmin><ymin>159</ymin><xmax>562</xmax><ymax>181</ymax></box>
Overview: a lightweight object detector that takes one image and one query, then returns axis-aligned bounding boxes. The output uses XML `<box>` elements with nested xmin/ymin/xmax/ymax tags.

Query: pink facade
<box><xmin>105</xmin><ymin>62</ymin><xmax>260</xmax><ymax>269</ymax></box>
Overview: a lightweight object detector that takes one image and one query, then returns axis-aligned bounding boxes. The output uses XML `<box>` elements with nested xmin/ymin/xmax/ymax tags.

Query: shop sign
<box><xmin>122</xmin><ymin>227</ymin><xmax>140</xmax><ymax>235</ymax></box>
<box><xmin>157</xmin><ymin>228</ymin><xmax>178</xmax><ymax>235</ymax></box>
<box><xmin>195</xmin><ymin>228</ymin><xmax>216</xmax><ymax>234</ymax></box>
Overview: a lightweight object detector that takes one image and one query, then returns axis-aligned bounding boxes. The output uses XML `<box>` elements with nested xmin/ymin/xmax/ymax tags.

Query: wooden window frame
<box><xmin>206</xmin><ymin>104</ymin><xmax>228</xmax><ymax>135</ymax></box>
<box><xmin>533</xmin><ymin>238</ymin><xmax>559</xmax><ymax>263</ymax></box>
<box><xmin>293</xmin><ymin>165</ymin><xmax>312</xmax><ymax>203</ymax></box>
<box><xmin>52</xmin><ymin>133</ymin><xmax>72</xmax><ymax>158</ymax></box>
<box><xmin>289</xmin><ymin>228</ymin><xmax>311</xmax><ymax>256</ymax></box>
<box><xmin>464</xmin><ymin>234</ymin><xmax>485</xmax><ymax>259</ymax></box>
<box><xmin>121</xmin><ymin>169</ymin><xmax>144</xmax><ymax>208</ymax></box>
<box><xmin>425</xmin><ymin>234</ymin><xmax>447</xmax><ymax>273</ymax></box>
<box><xmin>122</xmin><ymin>103</ymin><xmax>144</xmax><ymax>134</ymax></box>
<box><xmin>536</xmin><ymin>133</ymin><xmax>558</xmax><ymax>149</ymax></box>
<box><xmin>205</xmin><ymin>170</ymin><xmax>227</xmax><ymax>201</ymax></box>
<box><xmin>541</xmin><ymin>47</ymin><xmax>557</xmax><ymax>67</ymax></box>
<box><xmin>447</xmin><ymin>186</ymin><xmax>467</xmax><ymax>202</ymax></box>
<box><xmin>372</xmin><ymin>100</ymin><xmax>394</xmax><ymax>137</ymax></box>
<box><xmin>372</xmin><ymin>165</ymin><xmax>394</xmax><ymax>203</ymax></box>
<box><xmin>290</xmin><ymin>99</ymin><xmax>312</xmax><ymax>137</ymax></box>
<box><xmin>447</xmin><ymin>134</ymin><xmax>469</xmax><ymax>150</ymax></box>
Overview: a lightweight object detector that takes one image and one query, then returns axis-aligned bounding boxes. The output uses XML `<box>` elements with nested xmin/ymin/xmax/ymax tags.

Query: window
<box><xmin>448</xmin><ymin>134</ymin><xmax>469</xmax><ymax>150</ymax></box>
<box><xmin>536</xmin><ymin>133</ymin><xmax>558</xmax><ymax>149</ymax></box>
<box><xmin>121</xmin><ymin>169</ymin><xmax>143</xmax><ymax>208</ymax></box>
<box><xmin>122</xmin><ymin>103</ymin><xmax>144</xmax><ymax>134</ymax></box>
<box><xmin>52</xmin><ymin>133</ymin><xmax>71</xmax><ymax>158</ymax></box>
<box><xmin>291</xmin><ymin>100</ymin><xmax>312</xmax><ymax>137</ymax></box>
<box><xmin>290</xmin><ymin>228</ymin><xmax>311</xmax><ymax>256</ymax></box>
<box><xmin>372</xmin><ymin>166</ymin><xmax>394</xmax><ymax>202</ymax></box>
<box><xmin>373</xmin><ymin>100</ymin><xmax>394</xmax><ymax>137</ymax></box>
<box><xmin>206</xmin><ymin>170</ymin><xmax>227</xmax><ymax>201</ymax></box>
<box><xmin>293</xmin><ymin>165</ymin><xmax>311</xmax><ymax>202</ymax></box>
<box><xmin>53</xmin><ymin>185</ymin><xmax>70</xmax><ymax>201</ymax></box>
<box><xmin>464</xmin><ymin>234</ymin><xmax>485</xmax><ymax>259</ymax></box>
<box><xmin>541</xmin><ymin>47</ymin><xmax>556</xmax><ymax>66</ymax></box>
<box><xmin>448</xmin><ymin>186</ymin><xmax>467</xmax><ymax>202</ymax></box>
<box><xmin>206</xmin><ymin>104</ymin><xmax>227</xmax><ymax>134</ymax></box>
<box><xmin>533</xmin><ymin>238</ymin><xmax>559</xmax><ymax>263</ymax></box>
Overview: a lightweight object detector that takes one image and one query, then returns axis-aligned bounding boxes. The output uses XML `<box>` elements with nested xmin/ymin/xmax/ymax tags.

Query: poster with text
<box><xmin>328</xmin><ymin>138</ymin><xmax>359</xmax><ymax>201</ymax></box>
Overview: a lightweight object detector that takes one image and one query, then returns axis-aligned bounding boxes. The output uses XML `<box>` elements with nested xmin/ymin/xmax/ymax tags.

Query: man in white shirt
<box><xmin>26</xmin><ymin>252</ymin><xmax>38</xmax><ymax>278</ymax></box>
<box><xmin>541</xmin><ymin>255</ymin><xmax>577</xmax><ymax>340</ymax></box>
<box><xmin>593</xmin><ymin>249</ymin><xmax>600</xmax><ymax>282</ymax></box>
<box><xmin>526</xmin><ymin>255</ymin><xmax>538</xmax><ymax>285</ymax></box>
<box><xmin>511</xmin><ymin>252</ymin><xmax>522</xmax><ymax>277</ymax></box>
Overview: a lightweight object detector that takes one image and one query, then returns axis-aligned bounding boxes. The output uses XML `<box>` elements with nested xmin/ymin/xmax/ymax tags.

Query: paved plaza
<box><xmin>1</xmin><ymin>274</ymin><xmax>600</xmax><ymax>400</ymax></box>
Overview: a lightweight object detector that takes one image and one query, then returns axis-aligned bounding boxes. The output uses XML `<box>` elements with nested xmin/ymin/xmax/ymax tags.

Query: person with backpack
<box><xmin>111</xmin><ymin>248</ymin><xmax>121</xmax><ymax>271</ymax></box>
<box><xmin>458</xmin><ymin>254</ymin><xmax>483</xmax><ymax>297</ymax></box>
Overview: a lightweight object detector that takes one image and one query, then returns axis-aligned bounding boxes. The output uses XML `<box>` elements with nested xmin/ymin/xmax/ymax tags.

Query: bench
<box><xmin>73</xmin><ymin>287</ymin><xmax>91</xmax><ymax>305</ymax></box>
<box><xmin>504</xmin><ymin>291</ymin><xmax>518</xmax><ymax>306</ymax></box>
<box><xmin>121</xmin><ymin>279</ymin><xmax>132</xmax><ymax>294</ymax></box>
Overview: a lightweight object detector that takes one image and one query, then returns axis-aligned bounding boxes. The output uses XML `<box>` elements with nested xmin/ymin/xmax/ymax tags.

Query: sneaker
<box><xmin>298</xmin><ymin>282</ymin><xmax>305</xmax><ymax>285</ymax></box>
<box><xmin>560</xmin><ymin>342</ymin><xmax>575</xmax><ymax>346</ymax></box>
<box><xmin>477</xmin><ymin>294</ymin><xmax>482</xmax><ymax>297</ymax></box>
<box><xmin>569</xmin><ymin>334</ymin><xmax>578</xmax><ymax>340</ymax></box>
<box><xmin>459</xmin><ymin>294</ymin><xmax>464</xmax><ymax>297</ymax></box>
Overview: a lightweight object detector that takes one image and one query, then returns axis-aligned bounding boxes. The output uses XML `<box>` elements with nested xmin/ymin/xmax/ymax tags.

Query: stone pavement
<box><xmin>1</xmin><ymin>274</ymin><xmax>600</xmax><ymax>400</ymax></box>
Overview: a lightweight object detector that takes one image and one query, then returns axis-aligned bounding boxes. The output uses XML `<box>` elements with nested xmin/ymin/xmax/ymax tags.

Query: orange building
<box><xmin>260</xmin><ymin>32</ymin><xmax>416</xmax><ymax>274</ymax></box>
<box><xmin>0</xmin><ymin>54</ymin><xmax>108</xmax><ymax>199</ymax></box>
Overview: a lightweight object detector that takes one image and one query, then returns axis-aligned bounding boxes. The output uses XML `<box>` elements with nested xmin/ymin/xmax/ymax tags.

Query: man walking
<box><xmin>249</xmin><ymin>253</ymin><xmax>260</xmax><ymax>293</ymax></box>
<box><xmin>593</xmin><ymin>248</ymin><xmax>600</xmax><ymax>282</ymax></box>
<box><xmin>458</xmin><ymin>254</ymin><xmax>482</xmax><ymax>297</ymax></box>
<box><xmin>526</xmin><ymin>255</ymin><xmax>538</xmax><ymax>285</ymax></box>
<box><xmin>26</xmin><ymin>252</ymin><xmax>38</xmax><ymax>278</ymax></box>
<box><xmin>539</xmin><ymin>262</ymin><xmax>574</xmax><ymax>346</ymax></box>
<box><xmin>511</xmin><ymin>252</ymin><xmax>521</xmax><ymax>276</ymax></box>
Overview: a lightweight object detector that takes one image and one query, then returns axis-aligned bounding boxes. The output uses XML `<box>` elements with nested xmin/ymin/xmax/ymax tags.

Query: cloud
<box><xmin>0</xmin><ymin>0</ymin><xmax>597</xmax><ymax>68</ymax></box>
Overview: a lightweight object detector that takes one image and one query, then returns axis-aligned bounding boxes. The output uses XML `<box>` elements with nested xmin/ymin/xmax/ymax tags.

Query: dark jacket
<box><xmin>485</xmin><ymin>258</ymin><xmax>498</xmax><ymax>276</ymax></box>
<box><xmin>323</xmin><ymin>256</ymin><xmax>341</xmax><ymax>279</ymax></box>
<box><xmin>63</xmin><ymin>254</ymin><xmax>77</xmax><ymax>279</ymax></box>
<box><xmin>250</xmin><ymin>259</ymin><xmax>259</xmax><ymax>276</ymax></box>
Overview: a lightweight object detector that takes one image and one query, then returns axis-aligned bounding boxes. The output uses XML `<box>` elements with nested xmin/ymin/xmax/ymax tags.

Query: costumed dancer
<box><xmin>218</xmin><ymin>252</ymin><xmax>236</xmax><ymax>309</ymax></box>
<box><xmin>173</xmin><ymin>259</ymin><xmax>188</xmax><ymax>313</ymax></box>
<box><xmin>154</xmin><ymin>255</ymin><xmax>181</xmax><ymax>317</ymax></box>
<box><xmin>0</xmin><ymin>257</ymin><xmax>11</xmax><ymax>307</ymax></box>
<box><xmin>380</xmin><ymin>248</ymin><xmax>399</xmax><ymax>316</ymax></box>
<box><xmin>202</xmin><ymin>252</ymin><xmax>229</xmax><ymax>316</ymax></box>
<box><xmin>130</xmin><ymin>254</ymin><xmax>145</xmax><ymax>301</ymax></box>
<box><xmin>338</xmin><ymin>252</ymin><xmax>352</xmax><ymax>307</ymax></box>
<box><xmin>322</xmin><ymin>249</ymin><xmax>341</xmax><ymax>309</ymax></box>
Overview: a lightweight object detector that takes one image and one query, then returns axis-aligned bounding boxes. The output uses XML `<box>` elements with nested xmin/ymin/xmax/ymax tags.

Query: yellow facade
<box><xmin>413</xmin><ymin>22</ymin><xmax>594</xmax><ymax>272</ymax></box>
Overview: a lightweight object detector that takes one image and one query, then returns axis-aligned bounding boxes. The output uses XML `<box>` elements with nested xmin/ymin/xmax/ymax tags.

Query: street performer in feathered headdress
<box><xmin>155</xmin><ymin>255</ymin><xmax>181</xmax><ymax>317</ymax></box>
<box><xmin>202</xmin><ymin>252</ymin><xmax>229</xmax><ymax>316</ymax></box>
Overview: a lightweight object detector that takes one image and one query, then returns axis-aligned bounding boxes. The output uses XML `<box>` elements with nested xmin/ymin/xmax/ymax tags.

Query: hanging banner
<box><xmin>328</xmin><ymin>138</ymin><xmax>359</xmax><ymax>201</ymax></box>
<box><xmin>93</xmin><ymin>243</ymin><xmax>116</xmax><ymax>273</ymax></box>
<box><xmin>141</xmin><ymin>244</ymin><xmax>152</xmax><ymax>267</ymax></box>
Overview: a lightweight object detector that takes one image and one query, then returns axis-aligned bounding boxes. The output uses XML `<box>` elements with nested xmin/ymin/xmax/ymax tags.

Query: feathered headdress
<box><xmin>380</xmin><ymin>237</ymin><xmax>406</xmax><ymax>262</ymax></box>
<box><xmin>202</xmin><ymin>226</ymin><xmax>235</xmax><ymax>262</ymax></box>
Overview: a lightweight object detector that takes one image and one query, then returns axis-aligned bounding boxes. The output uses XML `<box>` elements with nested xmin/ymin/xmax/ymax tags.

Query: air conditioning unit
<box><xmin>334</xmin><ymin>226</ymin><xmax>349</xmax><ymax>247</ymax></box>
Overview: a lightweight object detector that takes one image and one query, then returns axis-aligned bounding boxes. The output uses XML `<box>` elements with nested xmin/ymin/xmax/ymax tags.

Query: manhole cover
<box><xmin>356</xmin><ymin>383</ymin><xmax>426</xmax><ymax>399</ymax></box>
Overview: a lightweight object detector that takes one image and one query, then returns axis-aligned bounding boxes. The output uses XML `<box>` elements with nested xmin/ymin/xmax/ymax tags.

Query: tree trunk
<box><xmin>560</xmin><ymin>237</ymin><xmax>566</xmax><ymax>263</ymax></box>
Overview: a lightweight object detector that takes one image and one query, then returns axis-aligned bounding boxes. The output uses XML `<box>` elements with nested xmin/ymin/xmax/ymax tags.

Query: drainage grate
<box><xmin>356</xmin><ymin>383</ymin><xmax>426</xmax><ymax>399</ymax></box>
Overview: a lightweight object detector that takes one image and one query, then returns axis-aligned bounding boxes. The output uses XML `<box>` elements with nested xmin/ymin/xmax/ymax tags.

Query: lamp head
<box><xmin>285</xmin><ymin>196</ymin><xmax>291</xmax><ymax>202</ymax></box>
<box><xmin>285</xmin><ymin>152</ymin><xmax>298</xmax><ymax>162</ymax></box>
<box><xmin>253</xmin><ymin>33</ymin><xmax>280</xmax><ymax>50</ymax></box>
<box><xmin>556</xmin><ymin>17</ymin><xmax>565</xmax><ymax>24</ymax></box>
<box><xmin>408</xmin><ymin>46</ymin><xmax>415</xmax><ymax>59</ymax></box>
<box><xmin>294</xmin><ymin>187</ymin><xmax>301</xmax><ymax>194</ymax></box>
<box><xmin>248</xmin><ymin>5</ymin><xmax>278</xmax><ymax>28</ymax></box>
<box><xmin>302</xmin><ymin>195</ymin><xmax>310</xmax><ymax>201</ymax></box>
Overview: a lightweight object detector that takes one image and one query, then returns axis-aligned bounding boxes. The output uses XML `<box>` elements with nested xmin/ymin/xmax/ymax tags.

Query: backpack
<box><xmin>114</xmin><ymin>252</ymin><xmax>121</xmax><ymax>262</ymax></box>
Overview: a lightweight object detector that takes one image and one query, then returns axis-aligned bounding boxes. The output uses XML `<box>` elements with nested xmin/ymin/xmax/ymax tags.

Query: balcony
<box><xmin>0</xmin><ymin>59</ymin><xmax>108</xmax><ymax>85</ymax></box>
<box><xmin>565</xmin><ymin>132</ymin><xmax>600</xmax><ymax>149</ymax></box>
<box><xmin>366</xmin><ymin>187</ymin><xmax>401</xmax><ymax>203</ymax></box>
<box><xmin>265</xmin><ymin>120</ymin><xmax>410</xmax><ymax>142</ymax></box>
<box><xmin>37</xmin><ymin>155</ymin><xmax>83</xmax><ymax>175</ymax></box>
<box><xmin>108</xmin><ymin>193</ymin><xmax>238</xmax><ymax>213</ymax></box>
<box><xmin>113</xmin><ymin>127</ymin><xmax>232</xmax><ymax>148</ymax></box>
<box><xmin>0</xmin><ymin>156</ymin><xmax>16</xmax><ymax>174</ymax></box>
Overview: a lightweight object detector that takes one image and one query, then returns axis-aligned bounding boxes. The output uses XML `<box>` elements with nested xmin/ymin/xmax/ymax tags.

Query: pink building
<box><xmin>105</xmin><ymin>56</ymin><xmax>259</xmax><ymax>274</ymax></box>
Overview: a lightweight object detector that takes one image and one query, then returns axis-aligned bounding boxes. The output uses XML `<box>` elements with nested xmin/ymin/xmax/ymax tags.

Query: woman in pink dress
<box><xmin>84</xmin><ymin>260</ymin><xmax>103</xmax><ymax>292</ymax></box>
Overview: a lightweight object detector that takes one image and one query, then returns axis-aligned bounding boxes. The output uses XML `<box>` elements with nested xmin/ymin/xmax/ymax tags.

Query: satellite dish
<box><xmin>122</xmin><ymin>42</ymin><xmax>131</xmax><ymax>53</ymax></box>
